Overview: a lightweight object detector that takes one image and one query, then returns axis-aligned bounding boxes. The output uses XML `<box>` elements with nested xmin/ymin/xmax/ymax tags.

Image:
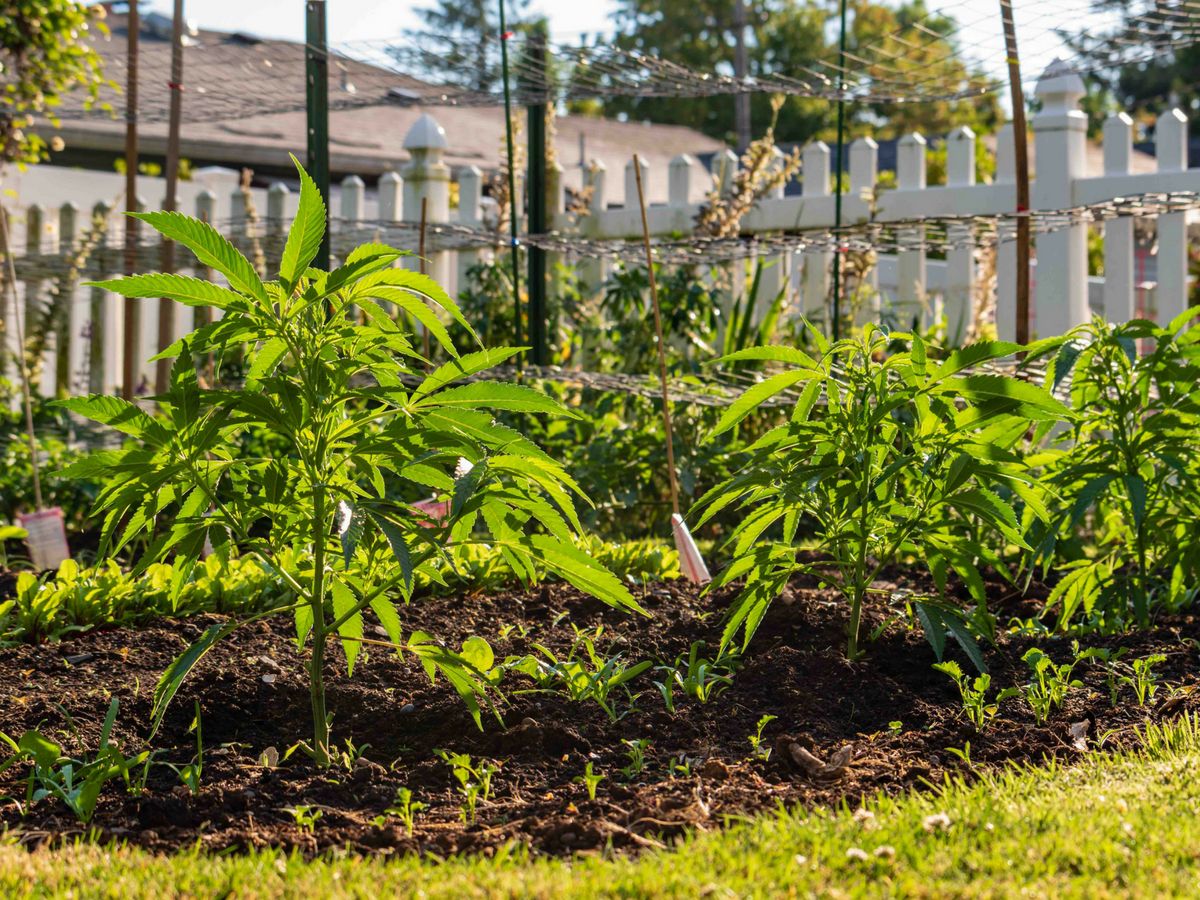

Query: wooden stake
<box><xmin>122</xmin><ymin>1</ymin><xmax>141</xmax><ymax>400</ymax></box>
<box><xmin>631</xmin><ymin>154</ymin><xmax>680</xmax><ymax>517</ymax></box>
<box><xmin>156</xmin><ymin>0</ymin><xmax>185</xmax><ymax>395</ymax></box>
<box><xmin>419</xmin><ymin>195</ymin><xmax>431</xmax><ymax>363</ymax></box>
<box><xmin>0</xmin><ymin>205</ymin><xmax>44</xmax><ymax>509</ymax></box>
<box><xmin>1000</xmin><ymin>0</ymin><xmax>1032</xmax><ymax>345</ymax></box>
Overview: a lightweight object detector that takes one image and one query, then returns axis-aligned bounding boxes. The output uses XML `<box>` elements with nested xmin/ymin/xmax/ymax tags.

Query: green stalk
<box><xmin>309</xmin><ymin>483</ymin><xmax>331</xmax><ymax>767</ymax></box>
<box><xmin>846</xmin><ymin>417</ymin><xmax>873</xmax><ymax>660</ymax></box>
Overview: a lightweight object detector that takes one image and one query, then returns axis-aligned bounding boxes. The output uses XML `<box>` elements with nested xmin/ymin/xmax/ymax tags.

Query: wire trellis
<box><xmin>188</xmin><ymin>190</ymin><xmax>1199</xmax><ymax>267</ymax></box>
<box><xmin>23</xmin><ymin>0</ymin><xmax>1200</xmax><ymax>124</ymax></box>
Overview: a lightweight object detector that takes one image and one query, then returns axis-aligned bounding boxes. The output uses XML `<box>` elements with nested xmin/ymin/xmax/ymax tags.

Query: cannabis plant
<box><xmin>1026</xmin><ymin>311</ymin><xmax>1200</xmax><ymax>629</ymax></box>
<box><xmin>60</xmin><ymin>158</ymin><xmax>640</xmax><ymax>766</ymax></box>
<box><xmin>696</xmin><ymin>324</ymin><xmax>1067</xmax><ymax>666</ymax></box>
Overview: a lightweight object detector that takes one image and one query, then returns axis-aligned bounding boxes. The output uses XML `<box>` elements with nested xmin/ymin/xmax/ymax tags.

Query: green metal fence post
<box><xmin>305</xmin><ymin>1</ymin><xmax>331</xmax><ymax>269</ymax></box>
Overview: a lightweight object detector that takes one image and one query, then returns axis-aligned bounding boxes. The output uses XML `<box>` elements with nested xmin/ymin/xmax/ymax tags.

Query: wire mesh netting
<box><xmin>25</xmin><ymin>1</ymin><xmax>1200</xmax><ymax>123</ymax></box>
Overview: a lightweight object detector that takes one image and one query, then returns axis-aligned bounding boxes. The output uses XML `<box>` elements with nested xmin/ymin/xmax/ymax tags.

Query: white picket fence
<box><xmin>0</xmin><ymin>60</ymin><xmax>1195</xmax><ymax>398</ymax></box>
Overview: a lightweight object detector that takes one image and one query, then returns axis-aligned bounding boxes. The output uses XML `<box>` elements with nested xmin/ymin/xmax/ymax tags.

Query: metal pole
<box><xmin>526</xmin><ymin>26</ymin><xmax>548</xmax><ymax>366</ymax></box>
<box><xmin>498</xmin><ymin>0</ymin><xmax>523</xmax><ymax>355</ymax></box>
<box><xmin>122</xmin><ymin>0</ymin><xmax>141</xmax><ymax>400</ymax></box>
<box><xmin>830</xmin><ymin>0</ymin><xmax>848</xmax><ymax>341</ymax></box>
<box><xmin>306</xmin><ymin>1</ymin><xmax>331</xmax><ymax>269</ymax></box>
<box><xmin>733</xmin><ymin>0</ymin><xmax>750</xmax><ymax>151</ymax></box>
<box><xmin>1001</xmin><ymin>0</ymin><xmax>1031</xmax><ymax>344</ymax></box>
<box><xmin>156</xmin><ymin>0</ymin><xmax>185</xmax><ymax>395</ymax></box>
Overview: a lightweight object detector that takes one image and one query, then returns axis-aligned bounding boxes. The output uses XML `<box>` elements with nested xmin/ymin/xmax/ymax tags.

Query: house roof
<box><xmin>42</xmin><ymin>11</ymin><xmax>725</xmax><ymax>201</ymax></box>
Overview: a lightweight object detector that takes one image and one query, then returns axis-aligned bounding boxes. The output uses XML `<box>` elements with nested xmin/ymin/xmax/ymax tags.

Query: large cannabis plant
<box><xmin>60</xmin><ymin>158</ymin><xmax>641</xmax><ymax>765</ymax></box>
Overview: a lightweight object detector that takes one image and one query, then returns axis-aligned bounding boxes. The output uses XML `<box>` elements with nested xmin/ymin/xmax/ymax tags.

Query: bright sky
<box><xmin>155</xmin><ymin>1</ymin><xmax>619</xmax><ymax>44</ymax></box>
<box><xmin>149</xmin><ymin>0</ymin><xmax>1080</xmax><ymax>85</ymax></box>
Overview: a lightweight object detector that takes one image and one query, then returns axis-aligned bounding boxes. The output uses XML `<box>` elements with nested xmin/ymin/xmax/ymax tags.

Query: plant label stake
<box><xmin>0</xmin><ymin>204</ymin><xmax>70</xmax><ymax>571</ymax></box>
<box><xmin>18</xmin><ymin>508</ymin><xmax>71</xmax><ymax>571</ymax></box>
<box><xmin>631</xmin><ymin>154</ymin><xmax>710</xmax><ymax>585</ymax></box>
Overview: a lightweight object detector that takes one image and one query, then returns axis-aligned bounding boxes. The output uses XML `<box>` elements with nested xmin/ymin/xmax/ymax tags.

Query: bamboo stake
<box><xmin>419</xmin><ymin>195</ymin><xmax>431</xmax><ymax>363</ymax></box>
<box><xmin>1000</xmin><ymin>0</ymin><xmax>1032</xmax><ymax>345</ymax></box>
<box><xmin>0</xmin><ymin>205</ymin><xmax>43</xmax><ymax>509</ymax></box>
<box><xmin>156</xmin><ymin>0</ymin><xmax>185</xmax><ymax>395</ymax></box>
<box><xmin>498</xmin><ymin>0</ymin><xmax>523</xmax><ymax>360</ymax></box>
<box><xmin>122</xmin><ymin>0</ymin><xmax>141</xmax><ymax>400</ymax></box>
<box><xmin>631</xmin><ymin>155</ymin><xmax>711</xmax><ymax>585</ymax></box>
<box><xmin>632</xmin><ymin>155</ymin><xmax>680</xmax><ymax>517</ymax></box>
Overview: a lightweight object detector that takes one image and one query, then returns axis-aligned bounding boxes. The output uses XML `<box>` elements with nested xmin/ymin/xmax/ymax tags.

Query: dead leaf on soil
<box><xmin>784</xmin><ymin>739</ymin><xmax>855</xmax><ymax>780</ymax></box>
<box><xmin>1069</xmin><ymin>719</ymin><xmax>1090</xmax><ymax>752</ymax></box>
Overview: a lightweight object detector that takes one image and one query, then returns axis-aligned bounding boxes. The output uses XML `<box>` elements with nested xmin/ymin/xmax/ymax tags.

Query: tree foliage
<box><xmin>0</xmin><ymin>0</ymin><xmax>110</xmax><ymax>166</ymax></box>
<box><xmin>607</xmin><ymin>0</ymin><xmax>1001</xmax><ymax>145</ymax></box>
<box><xmin>401</xmin><ymin>0</ymin><xmax>534</xmax><ymax>93</ymax></box>
<box><xmin>1064</xmin><ymin>1</ymin><xmax>1200</xmax><ymax>136</ymax></box>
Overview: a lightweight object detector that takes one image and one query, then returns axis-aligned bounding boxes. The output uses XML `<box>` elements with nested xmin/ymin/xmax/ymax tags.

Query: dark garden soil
<box><xmin>1</xmin><ymin>570</ymin><xmax>1198</xmax><ymax>859</ymax></box>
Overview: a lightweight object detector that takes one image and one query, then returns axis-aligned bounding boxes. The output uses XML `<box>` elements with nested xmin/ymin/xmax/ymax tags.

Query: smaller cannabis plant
<box><xmin>696</xmin><ymin>324</ymin><xmax>1067</xmax><ymax>666</ymax></box>
<box><xmin>1025</xmin><ymin>311</ymin><xmax>1200</xmax><ymax>629</ymax></box>
<box><xmin>61</xmin><ymin>157</ymin><xmax>641</xmax><ymax>766</ymax></box>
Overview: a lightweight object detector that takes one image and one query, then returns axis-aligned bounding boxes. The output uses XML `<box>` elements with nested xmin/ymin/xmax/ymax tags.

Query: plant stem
<box><xmin>309</xmin><ymin>484</ymin><xmax>330</xmax><ymax>767</ymax></box>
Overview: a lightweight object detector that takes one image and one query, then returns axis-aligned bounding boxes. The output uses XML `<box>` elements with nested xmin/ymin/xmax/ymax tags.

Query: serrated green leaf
<box><xmin>85</xmin><ymin>273</ymin><xmax>246</xmax><ymax>310</ymax></box>
<box><xmin>279</xmin><ymin>155</ymin><xmax>327</xmax><ymax>286</ymax></box>
<box><xmin>331</xmin><ymin>578</ymin><xmax>363</xmax><ymax>677</ymax></box>
<box><xmin>710</xmin><ymin>369</ymin><xmax>817</xmax><ymax>438</ymax></box>
<box><xmin>415</xmin><ymin>382</ymin><xmax>572</xmax><ymax>416</ymax></box>
<box><xmin>131</xmin><ymin>211</ymin><xmax>267</xmax><ymax>302</ymax></box>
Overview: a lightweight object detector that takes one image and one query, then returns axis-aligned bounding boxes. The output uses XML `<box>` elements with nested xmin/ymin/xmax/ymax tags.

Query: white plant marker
<box><xmin>631</xmin><ymin>154</ymin><xmax>711</xmax><ymax>585</ymax></box>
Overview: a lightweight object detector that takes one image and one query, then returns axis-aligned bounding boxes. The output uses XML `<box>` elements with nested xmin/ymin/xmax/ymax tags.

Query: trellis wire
<box><xmin>25</xmin><ymin>1</ymin><xmax>1200</xmax><ymax>123</ymax></box>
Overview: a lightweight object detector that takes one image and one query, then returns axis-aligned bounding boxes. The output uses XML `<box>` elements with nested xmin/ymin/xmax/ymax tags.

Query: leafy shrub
<box><xmin>697</xmin><ymin>324</ymin><xmax>1066</xmax><ymax>664</ymax></box>
<box><xmin>1027</xmin><ymin>312</ymin><xmax>1200</xmax><ymax>630</ymax></box>
<box><xmin>59</xmin><ymin>158</ymin><xmax>641</xmax><ymax>766</ymax></box>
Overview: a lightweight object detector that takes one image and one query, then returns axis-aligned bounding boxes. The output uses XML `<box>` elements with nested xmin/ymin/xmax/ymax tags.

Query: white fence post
<box><xmin>1032</xmin><ymin>60</ymin><xmax>1089</xmax><ymax>337</ymax></box>
<box><xmin>580</xmin><ymin>160</ymin><xmax>607</xmax><ymax>288</ymax></box>
<box><xmin>90</xmin><ymin>200</ymin><xmax>117</xmax><ymax>394</ymax></box>
<box><xmin>849</xmin><ymin>136</ymin><xmax>879</xmax><ymax>324</ymax></box>
<box><xmin>1155</xmin><ymin>108</ymin><xmax>1188</xmax><ymax>324</ymax></box>
<box><xmin>402</xmin><ymin>113</ymin><xmax>451</xmax><ymax>287</ymax></box>
<box><xmin>755</xmin><ymin>148</ymin><xmax>793</xmax><ymax>318</ymax></box>
<box><xmin>801</xmin><ymin>141</ymin><xmax>831</xmax><ymax>319</ymax></box>
<box><xmin>456</xmin><ymin>165</ymin><xmax>484</xmax><ymax>296</ymax></box>
<box><xmin>58</xmin><ymin>202</ymin><xmax>83</xmax><ymax>395</ymax></box>
<box><xmin>1102</xmin><ymin>113</ymin><xmax>1135</xmax><ymax>322</ymax></box>
<box><xmin>669</xmin><ymin>154</ymin><xmax>695</xmax><ymax>206</ymax></box>
<box><xmin>896</xmin><ymin>133</ymin><xmax>927</xmax><ymax>327</ymax></box>
<box><xmin>266</xmin><ymin>181</ymin><xmax>289</xmax><ymax>239</ymax></box>
<box><xmin>22</xmin><ymin>205</ymin><xmax>52</xmax><ymax>395</ymax></box>
<box><xmin>944</xmin><ymin>126</ymin><xmax>976</xmax><ymax>343</ymax></box>
<box><xmin>378</xmin><ymin>170</ymin><xmax>403</xmax><ymax>224</ymax></box>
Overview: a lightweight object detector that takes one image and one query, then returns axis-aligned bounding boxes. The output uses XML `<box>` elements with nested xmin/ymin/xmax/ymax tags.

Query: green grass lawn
<box><xmin>4</xmin><ymin>715</ymin><xmax>1200</xmax><ymax>899</ymax></box>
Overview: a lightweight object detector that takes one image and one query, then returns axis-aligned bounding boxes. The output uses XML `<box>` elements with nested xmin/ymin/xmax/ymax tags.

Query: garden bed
<box><xmin>0</xmin><ymin>572</ymin><xmax>1196</xmax><ymax>858</ymax></box>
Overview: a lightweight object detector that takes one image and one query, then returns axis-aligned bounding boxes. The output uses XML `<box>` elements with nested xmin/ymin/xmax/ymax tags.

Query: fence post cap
<box><xmin>1035</xmin><ymin>59</ymin><xmax>1086</xmax><ymax>111</ymax></box>
<box><xmin>404</xmin><ymin>113</ymin><xmax>448</xmax><ymax>151</ymax></box>
<box><xmin>850</xmin><ymin>136</ymin><xmax>878</xmax><ymax>150</ymax></box>
<box><xmin>898</xmin><ymin>132</ymin><xmax>927</xmax><ymax>147</ymax></box>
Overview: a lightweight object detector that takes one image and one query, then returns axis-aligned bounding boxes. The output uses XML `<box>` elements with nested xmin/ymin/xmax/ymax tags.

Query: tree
<box><xmin>606</xmin><ymin>0</ymin><xmax>1001</xmax><ymax>146</ymax></box>
<box><xmin>1064</xmin><ymin>2</ymin><xmax>1200</xmax><ymax>137</ymax></box>
<box><xmin>0</xmin><ymin>0</ymin><xmax>110</xmax><ymax>166</ymax></box>
<box><xmin>402</xmin><ymin>0</ymin><xmax>534</xmax><ymax>94</ymax></box>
